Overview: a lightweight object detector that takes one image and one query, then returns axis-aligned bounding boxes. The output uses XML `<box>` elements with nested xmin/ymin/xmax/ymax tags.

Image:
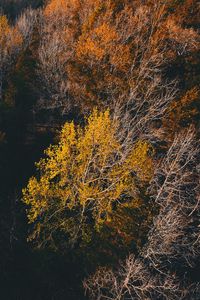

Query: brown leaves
<box><xmin>163</xmin><ymin>87</ymin><xmax>199</xmax><ymax>141</ymax></box>
<box><xmin>39</xmin><ymin>0</ymin><xmax>199</xmax><ymax>113</ymax></box>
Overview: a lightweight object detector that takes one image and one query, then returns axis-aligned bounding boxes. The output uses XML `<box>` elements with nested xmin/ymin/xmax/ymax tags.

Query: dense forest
<box><xmin>0</xmin><ymin>0</ymin><xmax>200</xmax><ymax>299</ymax></box>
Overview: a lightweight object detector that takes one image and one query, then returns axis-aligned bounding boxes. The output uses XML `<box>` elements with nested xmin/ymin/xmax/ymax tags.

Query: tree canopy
<box><xmin>0</xmin><ymin>1</ymin><xmax>199</xmax><ymax>299</ymax></box>
<box><xmin>23</xmin><ymin>109</ymin><xmax>154</xmax><ymax>248</ymax></box>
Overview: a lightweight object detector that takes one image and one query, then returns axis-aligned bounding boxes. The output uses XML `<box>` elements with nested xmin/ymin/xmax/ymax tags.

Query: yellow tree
<box><xmin>23</xmin><ymin>109</ymin><xmax>154</xmax><ymax>249</ymax></box>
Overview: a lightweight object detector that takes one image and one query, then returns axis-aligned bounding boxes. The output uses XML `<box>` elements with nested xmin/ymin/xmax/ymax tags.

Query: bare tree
<box><xmin>145</xmin><ymin>127</ymin><xmax>200</xmax><ymax>267</ymax></box>
<box><xmin>36</xmin><ymin>0</ymin><xmax>82</xmax><ymax>115</ymax></box>
<box><xmin>84</xmin><ymin>127</ymin><xmax>200</xmax><ymax>300</ymax></box>
<box><xmin>37</xmin><ymin>30</ymin><xmax>72</xmax><ymax>114</ymax></box>
<box><xmin>16</xmin><ymin>7</ymin><xmax>42</xmax><ymax>47</ymax></box>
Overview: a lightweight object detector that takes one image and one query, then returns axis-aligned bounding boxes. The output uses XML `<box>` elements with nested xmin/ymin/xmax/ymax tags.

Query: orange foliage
<box><xmin>41</xmin><ymin>0</ymin><xmax>199</xmax><ymax>110</ymax></box>
<box><xmin>45</xmin><ymin>0</ymin><xmax>79</xmax><ymax>16</ymax></box>
<box><xmin>163</xmin><ymin>87</ymin><xmax>199</xmax><ymax>140</ymax></box>
<box><xmin>77</xmin><ymin>23</ymin><xmax>119</xmax><ymax>60</ymax></box>
<box><xmin>0</xmin><ymin>15</ymin><xmax>10</xmax><ymax>45</ymax></box>
<box><xmin>0</xmin><ymin>15</ymin><xmax>22</xmax><ymax>53</ymax></box>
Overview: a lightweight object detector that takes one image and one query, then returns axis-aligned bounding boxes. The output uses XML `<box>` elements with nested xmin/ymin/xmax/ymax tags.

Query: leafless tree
<box><xmin>37</xmin><ymin>30</ymin><xmax>72</xmax><ymax>114</ymax></box>
<box><xmin>84</xmin><ymin>127</ymin><xmax>200</xmax><ymax>300</ymax></box>
<box><xmin>111</xmin><ymin>1</ymin><xmax>198</xmax><ymax>148</ymax></box>
<box><xmin>145</xmin><ymin>127</ymin><xmax>200</xmax><ymax>267</ymax></box>
<box><xmin>16</xmin><ymin>7</ymin><xmax>42</xmax><ymax>47</ymax></box>
<box><xmin>36</xmin><ymin>0</ymin><xmax>82</xmax><ymax>115</ymax></box>
<box><xmin>113</xmin><ymin>77</ymin><xmax>178</xmax><ymax>154</ymax></box>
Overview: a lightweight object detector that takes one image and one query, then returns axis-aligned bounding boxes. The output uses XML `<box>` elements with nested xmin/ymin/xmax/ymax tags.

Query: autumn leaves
<box><xmin>21</xmin><ymin>0</ymin><xmax>200</xmax><ymax>255</ymax></box>
<box><xmin>23</xmin><ymin>110</ymin><xmax>154</xmax><ymax>247</ymax></box>
<box><xmin>13</xmin><ymin>1</ymin><xmax>199</xmax><ymax>298</ymax></box>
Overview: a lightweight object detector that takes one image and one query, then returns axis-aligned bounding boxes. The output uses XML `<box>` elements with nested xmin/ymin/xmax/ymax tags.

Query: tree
<box><xmin>37</xmin><ymin>0</ymin><xmax>199</xmax><ymax>118</ymax></box>
<box><xmin>23</xmin><ymin>109</ymin><xmax>154</xmax><ymax>249</ymax></box>
<box><xmin>163</xmin><ymin>87</ymin><xmax>199</xmax><ymax>141</ymax></box>
<box><xmin>0</xmin><ymin>0</ymin><xmax>43</xmax><ymax>19</ymax></box>
<box><xmin>84</xmin><ymin>127</ymin><xmax>200</xmax><ymax>300</ymax></box>
<box><xmin>0</xmin><ymin>14</ymin><xmax>22</xmax><ymax>101</ymax></box>
<box><xmin>16</xmin><ymin>8</ymin><xmax>42</xmax><ymax>48</ymax></box>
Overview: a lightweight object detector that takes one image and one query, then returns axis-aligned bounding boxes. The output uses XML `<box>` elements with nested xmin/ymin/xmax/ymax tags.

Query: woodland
<box><xmin>0</xmin><ymin>0</ymin><xmax>200</xmax><ymax>299</ymax></box>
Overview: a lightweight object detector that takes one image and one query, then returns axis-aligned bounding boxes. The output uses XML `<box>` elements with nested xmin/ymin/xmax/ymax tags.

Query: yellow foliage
<box><xmin>23</xmin><ymin>111</ymin><xmax>154</xmax><ymax>245</ymax></box>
